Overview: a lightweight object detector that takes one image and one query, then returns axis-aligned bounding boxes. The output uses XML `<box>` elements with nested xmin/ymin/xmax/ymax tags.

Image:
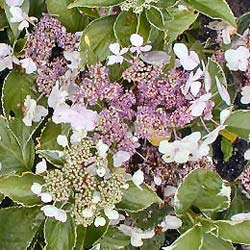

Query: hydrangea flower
<box><xmin>132</xmin><ymin>169</ymin><xmax>144</xmax><ymax>189</ymax></box>
<box><xmin>224</xmin><ymin>46</ymin><xmax>250</xmax><ymax>71</ymax></box>
<box><xmin>107</xmin><ymin>43</ymin><xmax>128</xmax><ymax>65</ymax></box>
<box><xmin>173</xmin><ymin>43</ymin><xmax>200</xmax><ymax>70</ymax></box>
<box><xmin>35</xmin><ymin>159</ymin><xmax>47</xmax><ymax>174</ymax></box>
<box><xmin>5</xmin><ymin>0</ymin><xmax>24</xmax><ymax>7</ymax></box>
<box><xmin>22</xmin><ymin>95</ymin><xmax>48</xmax><ymax>126</ymax></box>
<box><xmin>159</xmin><ymin>215</ymin><xmax>182</xmax><ymax>232</ymax></box>
<box><xmin>0</xmin><ymin>43</ymin><xmax>19</xmax><ymax>71</ymax></box>
<box><xmin>41</xmin><ymin>205</ymin><xmax>67</xmax><ymax>223</ymax></box>
<box><xmin>113</xmin><ymin>151</ymin><xmax>131</xmax><ymax>167</ymax></box>
<box><xmin>19</xmin><ymin>58</ymin><xmax>37</xmax><ymax>74</ymax></box>
<box><xmin>241</xmin><ymin>86</ymin><xmax>250</xmax><ymax>104</ymax></box>
<box><xmin>130</xmin><ymin>34</ymin><xmax>152</xmax><ymax>54</ymax></box>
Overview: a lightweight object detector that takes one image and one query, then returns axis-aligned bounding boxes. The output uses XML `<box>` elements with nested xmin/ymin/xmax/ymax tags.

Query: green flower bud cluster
<box><xmin>44</xmin><ymin>139</ymin><xmax>126</xmax><ymax>227</ymax></box>
<box><xmin>120</xmin><ymin>0</ymin><xmax>159</xmax><ymax>14</ymax></box>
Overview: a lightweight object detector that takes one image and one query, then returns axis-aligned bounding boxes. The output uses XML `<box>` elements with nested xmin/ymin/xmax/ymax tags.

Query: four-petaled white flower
<box><xmin>19</xmin><ymin>57</ymin><xmax>37</xmax><ymax>74</ymax></box>
<box><xmin>215</xmin><ymin>76</ymin><xmax>231</xmax><ymax>106</ymax></box>
<box><xmin>132</xmin><ymin>169</ymin><xmax>144</xmax><ymax>190</ymax></box>
<box><xmin>10</xmin><ymin>6</ymin><xmax>31</xmax><ymax>31</ymax></box>
<box><xmin>31</xmin><ymin>182</ymin><xmax>53</xmax><ymax>203</ymax></box>
<box><xmin>64</xmin><ymin>51</ymin><xmax>81</xmax><ymax>69</ymax></box>
<box><xmin>5</xmin><ymin>0</ymin><xmax>24</xmax><ymax>7</ymax></box>
<box><xmin>22</xmin><ymin>95</ymin><xmax>48</xmax><ymax>126</ymax></box>
<box><xmin>113</xmin><ymin>150</ymin><xmax>131</xmax><ymax>167</ymax></box>
<box><xmin>31</xmin><ymin>182</ymin><xmax>42</xmax><ymax>195</ymax></box>
<box><xmin>241</xmin><ymin>86</ymin><xmax>250</xmax><ymax>104</ymax></box>
<box><xmin>41</xmin><ymin>205</ymin><xmax>67</xmax><ymax>223</ymax></box>
<box><xmin>107</xmin><ymin>43</ymin><xmax>128</xmax><ymax>65</ymax></box>
<box><xmin>104</xmin><ymin>206</ymin><xmax>119</xmax><ymax>220</ymax></box>
<box><xmin>225</xmin><ymin>46</ymin><xmax>250</xmax><ymax>71</ymax></box>
<box><xmin>159</xmin><ymin>215</ymin><xmax>182</xmax><ymax>232</ymax></box>
<box><xmin>173</xmin><ymin>43</ymin><xmax>200</xmax><ymax>71</ymax></box>
<box><xmin>190</xmin><ymin>93</ymin><xmax>212</xmax><ymax>117</ymax></box>
<box><xmin>0</xmin><ymin>43</ymin><xmax>19</xmax><ymax>71</ymax></box>
<box><xmin>94</xmin><ymin>216</ymin><xmax>106</xmax><ymax>227</ymax></box>
<box><xmin>119</xmin><ymin>224</ymin><xmax>155</xmax><ymax>247</ymax></box>
<box><xmin>48</xmin><ymin>83</ymin><xmax>68</xmax><ymax>109</ymax></box>
<box><xmin>96</xmin><ymin>140</ymin><xmax>109</xmax><ymax>158</ymax></box>
<box><xmin>35</xmin><ymin>159</ymin><xmax>47</xmax><ymax>174</ymax></box>
<box><xmin>130</xmin><ymin>34</ymin><xmax>152</xmax><ymax>54</ymax></box>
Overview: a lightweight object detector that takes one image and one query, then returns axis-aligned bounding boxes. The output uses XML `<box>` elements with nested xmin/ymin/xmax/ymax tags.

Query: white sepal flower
<box><xmin>113</xmin><ymin>151</ymin><xmax>130</xmax><ymax>167</ymax></box>
<box><xmin>231</xmin><ymin>212</ymin><xmax>250</xmax><ymax>221</ymax></box>
<box><xmin>19</xmin><ymin>58</ymin><xmax>37</xmax><ymax>74</ymax></box>
<box><xmin>225</xmin><ymin>46</ymin><xmax>250</xmax><ymax>71</ymax></box>
<box><xmin>132</xmin><ymin>169</ymin><xmax>144</xmax><ymax>189</ymax></box>
<box><xmin>173</xmin><ymin>43</ymin><xmax>199</xmax><ymax>71</ymax></box>
<box><xmin>6</xmin><ymin>0</ymin><xmax>24</xmax><ymax>6</ymax></box>
<box><xmin>220</xmin><ymin>109</ymin><xmax>231</xmax><ymax>125</ymax></box>
<box><xmin>94</xmin><ymin>216</ymin><xmax>106</xmax><ymax>227</ymax></box>
<box><xmin>96</xmin><ymin>140</ymin><xmax>109</xmax><ymax>158</ymax></box>
<box><xmin>104</xmin><ymin>206</ymin><xmax>119</xmax><ymax>220</ymax></box>
<box><xmin>130</xmin><ymin>34</ymin><xmax>152</xmax><ymax>54</ymax></box>
<box><xmin>10</xmin><ymin>6</ymin><xmax>29</xmax><ymax>30</ymax></box>
<box><xmin>48</xmin><ymin>83</ymin><xmax>68</xmax><ymax>109</ymax></box>
<box><xmin>57</xmin><ymin>135</ymin><xmax>68</xmax><ymax>147</ymax></box>
<box><xmin>35</xmin><ymin>159</ymin><xmax>47</xmax><ymax>174</ymax></box>
<box><xmin>159</xmin><ymin>215</ymin><xmax>182</xmax><ymax>232</ymax></box>
<box><xmin>31</xmin><ymin>182</ymin><xmax>42</xmax><ymax>195</ymax></box>
<box><xmin>190</xmin><ymin>93</ymin><xmax>212</xmax><ymax>117</ymax></box>
<box><xmin>64</xmin><ymin>51</ymin><xmax>81</xmax><ymax>69</ymax></box>
<box><xmin>22</xmin><ymin>95</ymin><xmax>48</xmax><ymax>126</ymax></box>
<box><xmin>39</xmin><ymin>192</ymin><xmax>53</xmax><ymax>203</ymax></box>
<box><xmin>215</xmin><ymin>76</ymin><xmax>231</xmax><ymax>105</ymax></box>
<box><xmin>107</xmin><ymin>43</ymin><xmax>128</xmax><ymax>65</ymax></box>
<box><xmin>41</xmin><ymin>205</ymin><xmax>67</xmax><ymax>222</ymax></box>
<box><xmin>70</xmin><ymin>129</ymin><xmax>87</xmax><ymax>145</ymax></box>
<box><xmin>241</xmin><ymin>86</ymin><xmax>250</xmax><ymax>104</ymax></box>
<box><xmin>0</xmin><ymin>43</ymin><xmax>19</xmax><ymax>71</ymax></box>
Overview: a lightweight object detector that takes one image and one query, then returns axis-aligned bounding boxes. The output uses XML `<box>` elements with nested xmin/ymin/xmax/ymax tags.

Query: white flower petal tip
<box><xmin>35</xmin><ymin>159</ymin><xmax>47</xmax><ymax>174</ymax></box>
<box><xmin>225</xmin><ymin>46</ymin><xmax>250</xmax><ymax>72</ymax></box>
<box><xmin>31</xmin><ymin>182</ymin><xmax>42</xmax><ymax>195</ymax></box>
<box><xmin>57</xmin><ymin>135</ymin><xmax>68</xmax><ymax>147</ymax></box>
<box><xmin>132</xmin><ymin>169</ymin><xmax>144</xmax><ymax>189</ymax></box>
<box><xmin>219</xmin><ymin>109</ymin><xmax>231</xmax><ymax>125</ymax></box>
<box><xmin>160</xmin><ymin>215</ymin><xmax>182</xmax><ymax>232</ymax></box>
<box><xmin>113</xmin><ymin>151</ymin><xmax>130</xmax><ymax>167</ymax></box>
<box><xmin>241</xmin><ymin>86</ymin><xmax>250</xmax><ymax>104</ymax></box>
<box><xmin>94</xmin><ymin>216</ymin><xmax>106</xmax><ymax>227</ymax></box>
<box><xmin>173</xmin><ymin>43</ymin><xmax>199</xmax><ymax>71</ymax></box>
<box><xmin>41</xmin><ymin>205</ymin><xmax>67</xmax><ymax>223</ymax></box>
<box><xmin>20</xmin><ymin>58</ymin><xmax>37</xmax><ymax>74</ymax></box>
<box><xmin>244</xmin><ymin>149</ymin><xmax>250</xmax><ymax>160</ymax></box>
<box><xmin>39</xmin><ymin>192</ymin><xmax>53</xmax><ymax>203</ymax></box>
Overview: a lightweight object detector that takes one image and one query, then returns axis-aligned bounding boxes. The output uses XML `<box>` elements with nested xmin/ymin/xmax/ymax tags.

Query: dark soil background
<box><xmin>227</xmin><ymin>0</ymin><xmax>250</xmax><ymax>16</ymax></box>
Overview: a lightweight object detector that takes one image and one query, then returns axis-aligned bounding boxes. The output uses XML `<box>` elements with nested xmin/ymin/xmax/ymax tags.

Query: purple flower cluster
<box><xmin>25</xmin><ymin>15</ymin><xmax>77</xmax><ymax>95</ymax></box>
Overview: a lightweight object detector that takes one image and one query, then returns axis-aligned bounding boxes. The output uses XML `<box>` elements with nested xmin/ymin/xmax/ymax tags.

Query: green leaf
<box><xmin>0</xmin><ymin>173</ymin><xmax>43</xmax><ymax>206</ymax></box>
<box><xmin>200</xmin><ymin>233</ymin><xmax>234</xmax><ymax>250</ymax></box>
<box><xmin>99</xmin><ymin>226</ymin><xmax>130</xmax><ymax>250</ymax></box>
<box><xmin>225</xmin><ymin>110</ymin><xmax>250</xmax><ymax>140</ymax></box>
<box><xmin>117</xmin><ymin>181</ymin><xmax>161</xmax><ymax>212</ymax></box>
<box><xmin>84</xmin><ymin>223</ymin><xmax>109</xmax><ymax>248</ymax></box>
<box><xmin>175</xmin><ymin>169</ymin><xmax>231</xmax><ymax>215</ymax></box>
<box><xmin>0</xmin><ymin>117</ymin><xmax>34</xmax><ymax>175</ymax></box>
<box><xmin>141</xmin><ymin>233</ymin><xmax>165</xmax><ymax>250</ymax></box>
<box><xmin>221</xmin><ymin>137</ymin><xmax>233</xmax><ymax>162</ymax></box>
<box><xmin>74</xmin><ymin>225</ymin><xmax>86</xmax><ymax>250</ymax></box>
<box><xmin>44</xmin><ymin>216</ymin><xmax>76</xmax><ymax>250</ymax></box>
<box><xmin>2</xmin><ymin>70</ymin><xmax>40</xmax><ymax>119</ymax></box>
<box><xmin>80</xmin><ymin>15</ymin><xmax>116</xmax><ymax>66</ymax></box>
<box><xmin>146</xmin><ymin>6</ymin><xmax>165</xmax><ymax>31</ymax></box>
<box><xmin>0</xmin><ymin>206</ymin><xmax>44</xmax><ymax>250</ymax></box>
<box><xmin>182</xmin><ymin>0</ymin><xmax>236</xmax><ymax>27</ymax></box>
<box><xmin>237</xmin><ymin>12</ymin><xmax>250</xmax><ymax>34</ymax></box>
<box><xmin>4</xmin><ymin>0</ymin><xmax>30</xmax><ymax>40</ymax></box>
<box><xmin>165</xmin><ymin>10</ymin><xmax>198</xmax><ymax>42</ymax></box>
<box><xmin>68</xmin><ymin>0</ymin><xmax>125</xmax><ymax>8</ymax></box>
<box><xmin>169</xmin><ymin>225</ymin><xmax>202</xmax><ymax>250</ymax></box>
<box><xmin>215</xmin><ymin>220</ymin><xmax>250</xmax><ymax>244</ymax></box>
<box><xmin>0</xmin><ymin>8</ymin><xmax>8</xmax><ymax>31</ymax></box>
<box><xmin>46</xmin><ymin>0</ymin><xmax>88</xmax><ymax>32</ymax></box>
<box><xmin>113</xmin><ymin>10</ymin><xmax>138</xmax><ymax>46</ymax></box>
